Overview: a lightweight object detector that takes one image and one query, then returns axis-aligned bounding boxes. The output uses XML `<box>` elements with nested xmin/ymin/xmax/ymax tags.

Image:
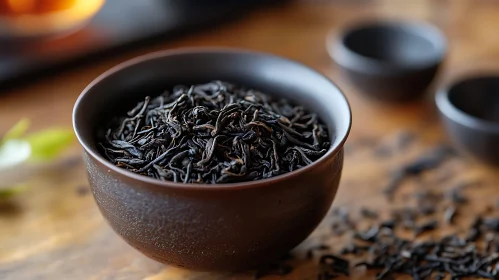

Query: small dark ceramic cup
<box><xmin>73</xmin><ymin>48</ymin><xmax>351</xmax><ymax>271</ymax></box>
<box><xmin>436</xmin><ymin>74</ymin><xmax>499</xmax><ymax>166</ymax></box>
<box><xmin>328</xmin><ymin>20</ymin><xmax>447</xmax><ymax>102</ymax></box>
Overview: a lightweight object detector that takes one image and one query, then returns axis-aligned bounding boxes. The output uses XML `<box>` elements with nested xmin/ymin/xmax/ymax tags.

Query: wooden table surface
<box><xmin>1</xmin><ymin>1</ymin><xmax>499</xmax><ymax>279</ymax></box>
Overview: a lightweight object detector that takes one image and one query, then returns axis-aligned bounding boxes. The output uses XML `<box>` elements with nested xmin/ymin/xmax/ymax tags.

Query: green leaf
<box><xmin>2</xmin><ymin>118</ymin><xmax>30</xmax><ymax>143</ymax></box>
<box><xmin>0</xmin><ymin>139</ymin><xmax>31</xmax><ymax>170</ymax></box>
<box><xmin>0</xmin><ymin>184</ymin><xmax>29</xmax><ymax>201</ymax></box>
<box><xmin>26</xmin><ymin>128</ymin><xmax>75</xmax><ymax>161</ymax></box>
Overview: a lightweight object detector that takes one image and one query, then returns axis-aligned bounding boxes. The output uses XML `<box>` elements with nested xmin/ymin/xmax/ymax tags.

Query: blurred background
<box><xmin>1</xmin><ymin>0</ymin><xmax>499</xmax><ymax>279</ymax></box>
<box><xmin>0</xmin><ymin>0</ymin><xmax>484</xmax><ymax>130</ymax></box>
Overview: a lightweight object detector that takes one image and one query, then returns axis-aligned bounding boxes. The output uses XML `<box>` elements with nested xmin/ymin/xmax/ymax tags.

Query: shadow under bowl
<box><xmin>328</xmin><ymin>20</ymin><xmax>447</xmax><ymax>102</ymax></box>
<box><xmin>73</xmin><ymin>48</ymin><xmax>351</xmax><ymax>271</ymax></box>
<box><xmin>436</xmin><ymin>75</ymin><xmax>499</xmax><ymax>166</ymax></box>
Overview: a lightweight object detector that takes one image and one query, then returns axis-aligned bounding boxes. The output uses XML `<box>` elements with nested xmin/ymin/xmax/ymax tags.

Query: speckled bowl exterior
<box><xmin>73</xmin><ymin>48</ymin><xmax>351</xmax><ymax>271</ymax></box>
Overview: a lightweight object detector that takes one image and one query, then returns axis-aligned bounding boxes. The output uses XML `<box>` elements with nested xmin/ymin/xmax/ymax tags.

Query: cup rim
<box><xmin>327</xmin><ymin>19</ymin><xmax>447</xmax><ymax>74</ymax></box>
<box><xmin>73</xmin><ymin>47</ymin><xmax>352</xmax><ymax>190</ymax></box>
<box><xmin>436</xmin><ymin>73</ymin><xmax>499</xmax><ymax>134</ymax></box>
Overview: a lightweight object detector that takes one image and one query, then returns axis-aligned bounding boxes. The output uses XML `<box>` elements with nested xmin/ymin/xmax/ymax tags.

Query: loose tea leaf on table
<box><xmin>383</xmin><ymin>145</ymin><xmax>456</xmax><ymax>199</ymax></box>
<box><xmin>98</xmin><ymin>81</ymin><xmax>330</xmax><ymax>184</ymax></box>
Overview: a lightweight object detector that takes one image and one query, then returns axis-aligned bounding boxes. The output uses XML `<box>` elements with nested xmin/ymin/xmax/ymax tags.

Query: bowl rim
<box><xmin>327</xmin><ymin>19</ymin><xmax>447</xmax><ymax>74</ymax></box>
<box><xmin>73</xmin><ymin>47</ymin><xmax>352</xmax><ymax>191</ymax></box>
<box><xmin>436</xmin><ymin>73</ymin><xmax>499</xmax><ymax>133</ymax></box>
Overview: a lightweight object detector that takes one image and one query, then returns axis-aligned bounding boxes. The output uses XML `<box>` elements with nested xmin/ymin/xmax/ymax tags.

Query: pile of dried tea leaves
<box><xmin>98</xmin><ymin>81</ymin><xmax>330</xmax><ymax>184</ymax></box>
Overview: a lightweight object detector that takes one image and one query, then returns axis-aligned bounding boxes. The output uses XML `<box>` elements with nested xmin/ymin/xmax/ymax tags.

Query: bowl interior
<box><xmin>343</xmin><ymin>22</ymin><xmax>443</xmax><ymax>66</ymax></box>
<box><xmin>448</xmin><ymin>76</ymin><xmax>499</xmax><ymax>123</ymax></box>
<box><xmin>73</xmin><ymin>49</ymin><xmax>351</xmax><ymax>185</ymax></box>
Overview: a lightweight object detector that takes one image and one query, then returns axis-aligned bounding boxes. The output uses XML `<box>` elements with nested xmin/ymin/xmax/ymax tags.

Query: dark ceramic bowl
<box><xmin>327</xmin><ymin>20</ymin><xmax>447</xmax><ymax>102</ymax></box>
<box><xmin>73</xmin><ymin>48</ymin><xmax>351</xmax><ymax>271</ymax></box>
<box><xmin>436</xmin><ymin>75</ymin><xmax>499</xmax><ymax>166</ymax></box>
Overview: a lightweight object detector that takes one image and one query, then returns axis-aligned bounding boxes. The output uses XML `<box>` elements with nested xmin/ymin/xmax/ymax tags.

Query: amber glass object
<box><xmin>0</xmin><ymin>0</ymin><xmax>104</xmax><ymax>39</ymax></box>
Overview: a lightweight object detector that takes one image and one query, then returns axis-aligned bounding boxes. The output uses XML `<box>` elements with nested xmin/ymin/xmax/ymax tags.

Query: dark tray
<box><xmin>0</xmin><ymin>0</ymin><xmax>284</xmax><ymax>90</ymax></box>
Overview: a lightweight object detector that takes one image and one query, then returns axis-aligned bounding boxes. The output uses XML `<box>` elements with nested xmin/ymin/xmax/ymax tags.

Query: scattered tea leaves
<box><xmin>383</xmin><ymin>145</ymin><xmax>455</xmax><ymax>199</ymax></box>
<box><xmin>444</xmin><ymin>206</ymin><xmax>457</xmax><ymax>225</ymax></box>
<box><xmin>413</xmin><ymin>219</ymin><xmax>438</xmax><ymax>236</ymax></box>
<box><xmin>308</xmin><ymin>144</ymin><xmax>499</xmax><ymax>280</ymax></box>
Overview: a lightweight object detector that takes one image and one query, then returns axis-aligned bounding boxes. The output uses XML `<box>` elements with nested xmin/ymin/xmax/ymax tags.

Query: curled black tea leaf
<box><xmin>361</xmin><ymin>207</ymin><xmax>379</xmax><ymax>219</ymax></box>
<box><xmin>383</xmin><ymin>145</ymin><xmax>455</xmax><ymax>198</ymax></box>
<box><xmin>319</xmin><ymin>255</ymin><xmax>350</xmax><ymax>277</ymax></box>
<box><xmin>444</xmin><ymin>206</ymin><xmax>457</xmax><ymax>225</ymax></box>
<box><xmin>99</xmin><ymin>81</ymin><xmax>330</xmax><ymax>184</ymax></box>
<box><xmin>414</xmin><ymin>220</ymin><xmax>438</xmax><ymax>236</ymax></box>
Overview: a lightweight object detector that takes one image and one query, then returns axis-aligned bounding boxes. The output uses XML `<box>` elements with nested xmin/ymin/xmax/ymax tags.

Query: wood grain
<box><xmin>1</xmin><ymin>1</ymin><xmax>499</xmax><ymax>279</ymax></box>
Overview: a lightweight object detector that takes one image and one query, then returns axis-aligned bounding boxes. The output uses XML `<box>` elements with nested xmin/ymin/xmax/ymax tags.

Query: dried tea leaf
<box><xmin>26</xmin><ymin>128</ymin><xmax>75</xmax><ymax>161</ymax></box>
